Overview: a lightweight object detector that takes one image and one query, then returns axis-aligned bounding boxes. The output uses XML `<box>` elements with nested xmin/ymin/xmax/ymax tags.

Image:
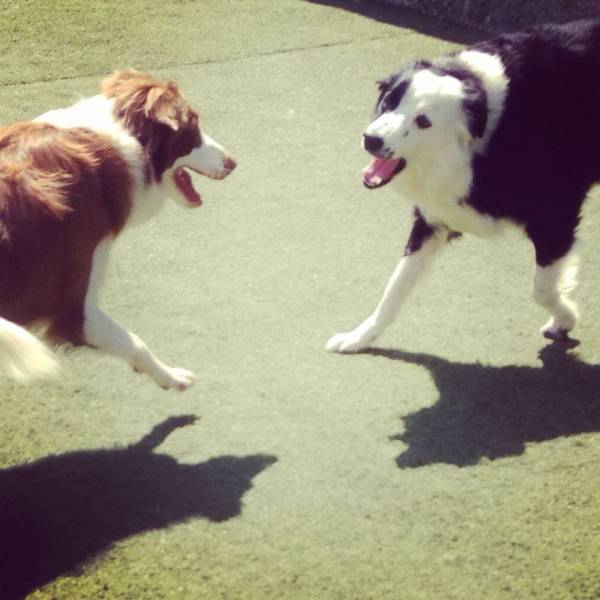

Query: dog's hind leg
<box><xmin>327</xmin><ymin>211</ymin><xmax>450</xmax><ymax>353</ymax></box>
<box><xmin>533</xmin><ymin>250</ymin><xmax>579</xmax><ymax>340</ymax></box>
<box><xmin>529</xmin><ymin>226</ymin><xmax>579</xmax><ymax>340</ymax></box>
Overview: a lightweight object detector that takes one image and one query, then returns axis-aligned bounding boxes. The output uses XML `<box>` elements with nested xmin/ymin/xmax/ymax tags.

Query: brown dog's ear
<box><xmin>144</xmin><ymin>86</ymin><xmax>182</xmax><ymax>131</ymax></box>
<box><xmin>102</xmin><ymin>70</ymin><xmax>193</xmax><ymax>137</ymax></box>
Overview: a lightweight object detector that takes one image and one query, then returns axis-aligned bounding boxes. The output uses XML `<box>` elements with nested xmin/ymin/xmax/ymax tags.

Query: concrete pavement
<box><xmin>1</xmin><ymin>2</ymin><xmax>599</xmax><ymax>598</ymax></box>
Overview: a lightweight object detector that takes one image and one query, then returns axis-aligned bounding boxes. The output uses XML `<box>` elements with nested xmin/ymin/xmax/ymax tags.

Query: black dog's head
<box><xmin>362</xmin><ymin>59</ymin><xmax>488</xmax><ymax>190</ymax></box>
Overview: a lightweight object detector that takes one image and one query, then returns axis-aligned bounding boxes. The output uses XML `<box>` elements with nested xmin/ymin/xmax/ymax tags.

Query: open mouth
<box><xmin>362</xmin><ymin>157</ymin><xmax>407</xmax><ymax>189</ymax></box>
<box><xmin>173</xmin><ymin>167</ymin><xmax>203</xmax><ymax>207</ymax></box>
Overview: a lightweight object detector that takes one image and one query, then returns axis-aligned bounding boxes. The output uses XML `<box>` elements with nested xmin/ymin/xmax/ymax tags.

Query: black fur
<box><xmin>328</xmin><ymin>20</ymin><xmax>600</xmax><ymax>352</ymax></box>
<box><xmin>468</xmin><ymin>19</ymin><xmax>600</xmax><ymax>265</ymax></box>
<box><xmin>404</xmin><ymin>209</ymin><xmax>435</xmax><ymax>256</ymax></box>
<box><xmin>379</xmin><ymin>19</ymin><xmax>600</xmax><ymax>267</ymax></box>
<box><xmin>375</xmin><ymin>77</ymin><xmax>409</xmax><ymax>117</ymax></box>
<box><xmin>432</xmin><ymin>65</ymin><xmax>488</xmax><ymax>139</ymax></box>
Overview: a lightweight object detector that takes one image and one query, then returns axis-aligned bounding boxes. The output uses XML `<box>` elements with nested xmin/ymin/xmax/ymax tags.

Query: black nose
<box><xmin>363</xmin><ymin>134</ymin><xmax>384</xmax><ymax>154</ymax></box>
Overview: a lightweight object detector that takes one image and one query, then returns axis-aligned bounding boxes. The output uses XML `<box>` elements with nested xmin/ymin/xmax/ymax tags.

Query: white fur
<box><xmin>35</xmin><ymin>95</ymin><xmax>233</xmax><ymax>225</ymax></box>
<box><xmin>455</xmin><ymin>50</ymin><xmax>508</xmax><ymax>152</ymax></box>
<box><xmin>326</xmin><ymin>230</ymin><xmax>445</xmax><ymax>352</ymax></box>
<box><xmin>174</xmin><ymin>132</ymin><xmax>231</xmax><ymax>180</ymax></box>
<box><xmin>0</xmin><ymin>318</ymin><xmax>59</xmax><ymax>383</ymax></box>
<box><xmin>34</xmin><ymin>98</ymin><xmax>194</xmax><ymax>388</ymax></box>
<box><xmin>533</xmin><ymin>250</ymin><xmax>580</xmax><ymax>339</ymax></box>
<box><xmin>35</xmin><ymin>95</ymin><xmax>163</xmax><ymax>226</ymax></box>
<box><xmin>365</xmin><ymin>67</ymin><xmax>509</xmax><ymax>238</ymax></box>
<box><xmin>84</xmin><ymin>238</ymin><xmax>196</xmax><ymax>390</ymax></box>
<box><xmin>166</xmin><ymin>132</ymin><xmax>235</xmax><ymax>210</ymax></box>
<box><xmin>21</xmin><ymin>91</ymin><xmax>235</xmax><ymax>389</ymax></box>
<box><xmin>328</xmin><ymin>54</ymin><xmax>513</xmax><ymax>353</ymax></box>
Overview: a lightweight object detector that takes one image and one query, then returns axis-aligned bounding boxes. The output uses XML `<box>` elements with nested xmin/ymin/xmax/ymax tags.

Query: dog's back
<box><xmin>0</xmin><ymin>122</ymin><xmax>133</xmax><ymax>344</ymax></box>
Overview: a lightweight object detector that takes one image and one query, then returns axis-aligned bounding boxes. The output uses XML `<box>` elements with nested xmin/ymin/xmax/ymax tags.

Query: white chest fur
<box><xmin>390</xmin><ymin>147</ymin><xmax>505</xmax><ymax>237</ymax></box>
<box><xmin>417</xmin><ymin>196</ymin><xmax>507</xmax><ymax>237</ymax></box>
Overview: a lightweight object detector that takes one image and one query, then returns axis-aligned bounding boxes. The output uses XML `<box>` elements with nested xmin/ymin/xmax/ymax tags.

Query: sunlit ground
<box><xmin>1</xmin><ymin>2</ymin><xmax>599</xmax><ymax>598</ymax></box>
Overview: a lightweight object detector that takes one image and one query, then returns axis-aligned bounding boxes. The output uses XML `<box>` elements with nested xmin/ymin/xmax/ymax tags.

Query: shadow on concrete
<box><xmin>364</xmin><ymin>342</ymin><xmax>600</xmax><ymax>467</ymax></box>
<box><xmin>0</xmin><ymin>415</ymin><xmax>277</xmax><ymax>599</ymax></box>
<box><xmin>303</xmin><ymin>0</ymin><xmax>486</xmax><ymax>44</ymax></box>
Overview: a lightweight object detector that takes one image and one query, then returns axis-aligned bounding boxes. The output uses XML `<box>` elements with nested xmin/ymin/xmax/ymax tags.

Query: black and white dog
<box><xmin>327</xmin><ymin>19</ymin><xmax>600</xmax><ymax>353</ymax></box>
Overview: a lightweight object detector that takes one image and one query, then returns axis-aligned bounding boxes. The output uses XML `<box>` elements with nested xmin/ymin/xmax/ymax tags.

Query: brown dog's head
<box><xmin>102</xmin><ymin>69</ymin><xmax>236</xmax><ymax>206</ymax></box>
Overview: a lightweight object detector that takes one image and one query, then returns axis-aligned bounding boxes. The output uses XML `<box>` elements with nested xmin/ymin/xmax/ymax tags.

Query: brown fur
<box><xmin>102</xmin><ymin>69</ymin><xmax>201</xmax><ymax>182</ymax></box>
<box><xmin>0</xmin><ymin>69</ymin><xmax>207</xmax><ymax>353</ymax></box>
<box><xmin>0</xmin><ymin>122</ymin><xmax>133</xmax><ymax>344</ymax></box>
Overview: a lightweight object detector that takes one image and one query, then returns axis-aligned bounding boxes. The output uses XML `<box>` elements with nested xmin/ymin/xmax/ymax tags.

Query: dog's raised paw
<box><xmin>157</xmin><ymin>367</ymin><xmax>197</xmax><ymax>391</ymax></box>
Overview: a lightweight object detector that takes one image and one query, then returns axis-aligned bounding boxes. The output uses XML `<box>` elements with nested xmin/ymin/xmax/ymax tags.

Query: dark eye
<box><xmin>415</xmin><ymin>115</ymin><xmax>432</xmax><ymax>129</ymax></box>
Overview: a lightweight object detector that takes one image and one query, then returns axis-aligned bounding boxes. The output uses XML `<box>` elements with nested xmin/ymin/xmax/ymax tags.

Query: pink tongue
<box><xmin>363</xmin><ymin>157</ymin><xmax>403</xmax><ymax>188</ymax></box>
<box><xmin>173</xmin><ymin>168</ymin><xmax>202</xmax><ymax>206</ymax></box>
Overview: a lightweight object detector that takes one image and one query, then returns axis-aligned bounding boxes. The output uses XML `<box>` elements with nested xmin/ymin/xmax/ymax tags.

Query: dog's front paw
<box><xmin>156</xmin><ymin>367</ymin><xmax>197</xmax><ymax>391</ymax></box>
<box><xmin>326</xmin><ymin>321</ymin><xmax>379</xmax><ymax>353</ymax></box>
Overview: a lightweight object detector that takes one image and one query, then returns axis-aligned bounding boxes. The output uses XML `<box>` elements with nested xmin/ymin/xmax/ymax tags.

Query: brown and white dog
<box><xmin>0</xmin><ymin>69</ymin><xmax>236</xmax><ymax>390</ymax></box>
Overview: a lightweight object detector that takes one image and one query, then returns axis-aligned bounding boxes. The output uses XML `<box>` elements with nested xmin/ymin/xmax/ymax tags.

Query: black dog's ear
<box><xmin>462</xmin><ymin>79</ymin><xmax>488</xmax><ymax>139</ymax></box>
<box><xmin>377</xmin><ymin>76</ymin><xmax>394</xmax><ymax>93</ymax></box>
<box><xmin>413</xmin><ymin>59</ymin><xmax>433</xmax><ymax>70</ymax></box>
<box><xmin>437</xmin><ymin>65</ymin><xmax>488</xmax><ymax>139</ymax></box>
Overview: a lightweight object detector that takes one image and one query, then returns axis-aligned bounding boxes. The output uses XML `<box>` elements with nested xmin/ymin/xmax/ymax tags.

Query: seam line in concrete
<box><xmin>0</xmin><ymin>31</ymin><xmax>406</xmax><ymax>90</ymax></box>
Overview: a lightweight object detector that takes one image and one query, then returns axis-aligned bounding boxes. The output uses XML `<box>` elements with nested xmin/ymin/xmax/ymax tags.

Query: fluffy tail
<box><xmin>0</xmin><ymin>317</ymin><xmax>60</xmax><ymax>383</ymax></box>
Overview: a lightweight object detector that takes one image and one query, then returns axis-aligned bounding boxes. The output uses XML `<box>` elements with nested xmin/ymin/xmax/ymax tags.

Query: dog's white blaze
<box><xmin>365</xmin><ymin>112</ymin><xmax>406</xmax><ymax>141</ymax></box>
<box><xmin>173</xmin><ymin>132</ymin><xmax>230</xmax><ymax>179</ymax></box>
<box><xmin>413</xmin><ymin>68</ymin><xmax>463</xmax><ymax>98</ymax></box>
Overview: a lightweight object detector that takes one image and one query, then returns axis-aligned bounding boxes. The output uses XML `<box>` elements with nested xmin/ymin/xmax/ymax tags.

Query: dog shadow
<box><xmin>0</xmin><ymin>416</ymin><xmax>277</xmax><ymax>599</ymax></box>
<box><xmin>365</xmin><ymin>342</ymin><xmax>600</xmax><ymax>468</ymax></box>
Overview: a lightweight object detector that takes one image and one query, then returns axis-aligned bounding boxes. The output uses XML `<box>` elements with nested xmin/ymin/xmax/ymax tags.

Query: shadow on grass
<box><xmin>303</xmin><ymin>0</ymin><xmax>486</xmax><ymax>44</ymax></box>
<box><xmin>365</xmin><ymin>342</ymin><xmax>600</xmax><ymax>468</ymax></box>
<box><xmin>0</xmin><ymin>416</ymin><xmax>277</xmax><ymax>599</ymax></box>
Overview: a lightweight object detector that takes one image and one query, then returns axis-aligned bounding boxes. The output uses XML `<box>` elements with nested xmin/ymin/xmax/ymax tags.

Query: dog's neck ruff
<box><xmin>455</xmin><ymin>50</ymin><xmax>508</xmax><ymax>153</ymax></box>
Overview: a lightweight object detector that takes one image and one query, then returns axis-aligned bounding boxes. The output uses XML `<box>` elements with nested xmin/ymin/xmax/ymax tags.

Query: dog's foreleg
<box><xmin>83</xmin><ymin>306</ymin><xmax>196</xmax><ymax>390</ymax></box>
<box><xmin>327</xmin><ymin>212</ymin><xmax>446</xmax><ymax>353</ymax></box>
<box><xmin>83</xmin><ymin>238</ymin><xmax>195</xmax><ymax>390</ymax></box>
<box><xmin>533</xmin><ymin>248</ymin><xmax>579</xmax><ymax>340</ymax></box>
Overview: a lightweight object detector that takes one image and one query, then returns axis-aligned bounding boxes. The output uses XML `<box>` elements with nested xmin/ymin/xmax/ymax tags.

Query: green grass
<box><xmin>1</xmin><ymin>1</ymin><xmax>599</xmax><ymax>599</ymax></box>
<box><xmin>0</xmin><ymin>0</ymin><xmax>468</xmax><ymax>88</ymax></box>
